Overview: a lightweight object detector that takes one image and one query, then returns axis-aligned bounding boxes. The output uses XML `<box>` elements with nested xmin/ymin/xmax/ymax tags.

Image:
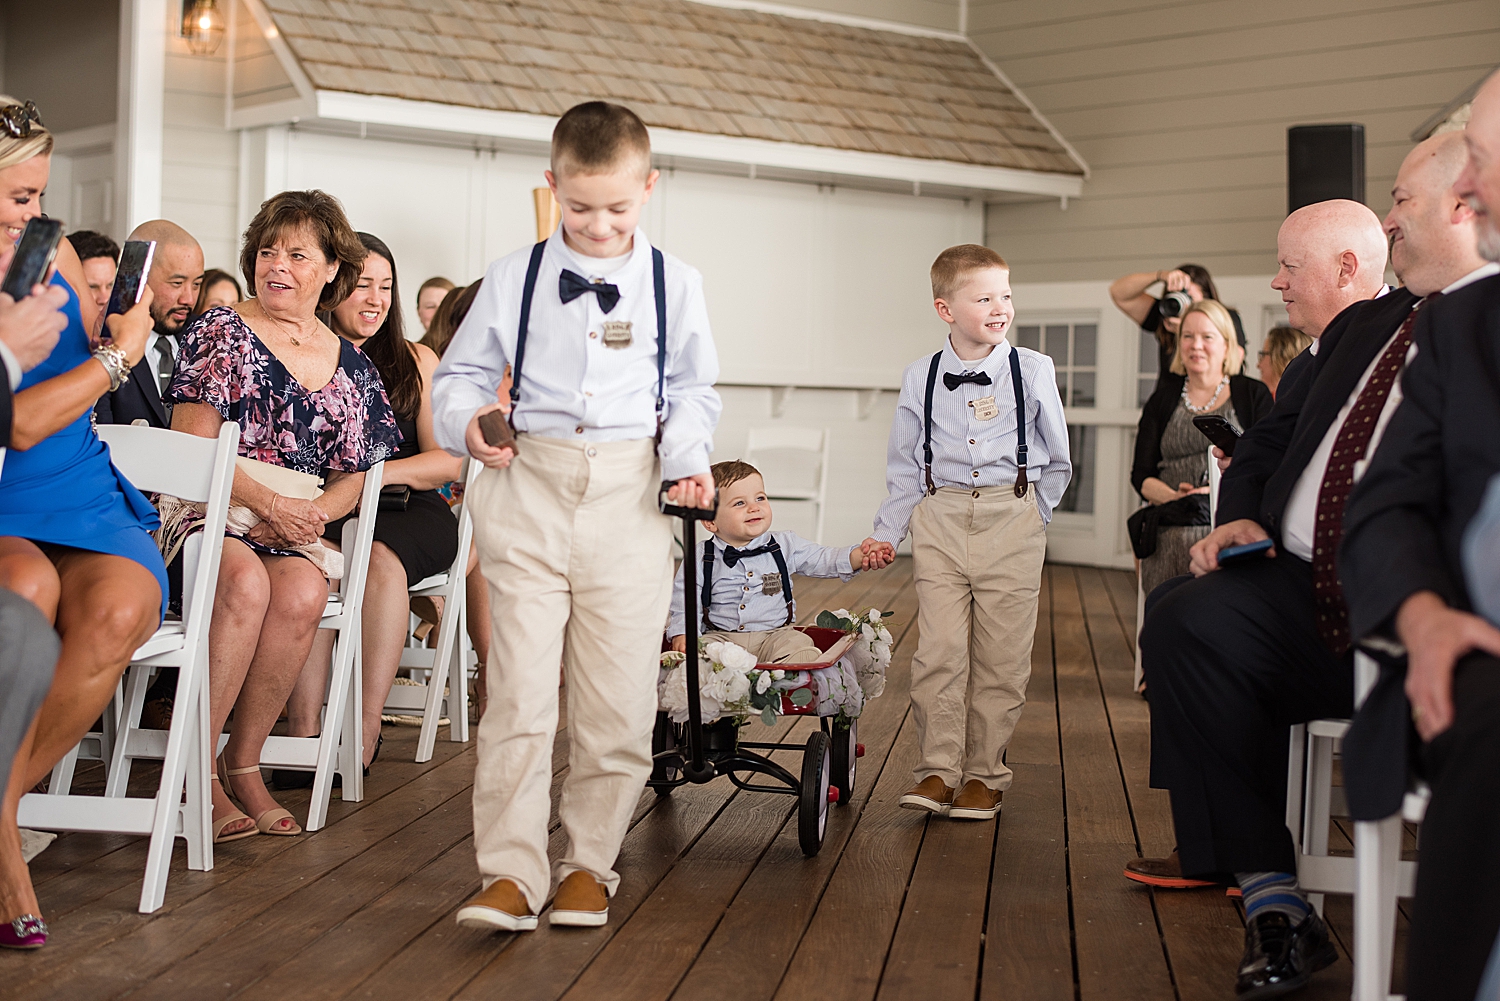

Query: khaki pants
<box><xmin>467</xmin><ymin>433</ymin><xmax>672</xmax><ymax>911</ymax></box>
<box><xmin>909</xmin><ymin>485</ymin><xmax>1047</xmax><ymax>791</ymax></box>
<box><xmin>701</xmin><ymin>624</ymin><xmax>822</xmax><ymax>664</ymax></box>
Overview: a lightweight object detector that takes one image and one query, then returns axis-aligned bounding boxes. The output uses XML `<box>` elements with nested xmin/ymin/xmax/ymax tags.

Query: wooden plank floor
<box><xmin>0</xmin><ymin>561</ymin><xmax>1394</xmax><ymax>1001</ymax></box>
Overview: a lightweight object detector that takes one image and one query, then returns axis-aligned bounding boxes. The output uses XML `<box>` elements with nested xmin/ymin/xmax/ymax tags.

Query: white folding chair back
<box><xmin>1207</xmin><ymin>446</ymin><xmax>1222</xmax><ymax>526</ymax></box>
<box><xmin>258</xmin><ymin>460</ymin><xmax>385</xmax><ymax>830</ymax></box>
<box><xmin>19</xmin><ymin>422</ymin><xmax>239</xmax><ymax>913</ymax></box>
<box><xmin>386</xmin><ymin>459</ymin><xmax>480</xmax><ymax>761</ymax></box>
<box><xmin>744</xmin><ymin>426</ymin><xmax>830</xmax><ymax>543</ymax></box>
<box><xmin>1287</xmin><ymin>651</ymin><xmax>1419</xmax><ymax>1001</ymax></box>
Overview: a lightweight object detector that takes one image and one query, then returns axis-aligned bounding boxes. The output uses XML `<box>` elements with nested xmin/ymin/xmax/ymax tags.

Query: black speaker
<box><xmin>1287</xmin><ymin>124</ymin><xmax>1365</xmax><ymax>214</ymax></box>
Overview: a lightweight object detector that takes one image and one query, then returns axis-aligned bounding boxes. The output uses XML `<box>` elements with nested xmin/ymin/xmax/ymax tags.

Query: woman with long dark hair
<box><xmin>283</xmin><ymin>232</ymin><xmax>461</xmax><ymax>775</ymax></box>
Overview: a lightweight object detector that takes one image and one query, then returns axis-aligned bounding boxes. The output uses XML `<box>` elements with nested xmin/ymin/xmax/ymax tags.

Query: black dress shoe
<box><xmin>1235</xmin><ymin>910</ymin><xmax>1338</xmax><ymax>998</ymax></box>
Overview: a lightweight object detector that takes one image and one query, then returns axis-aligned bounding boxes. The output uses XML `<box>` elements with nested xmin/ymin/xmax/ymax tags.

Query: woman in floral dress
<box><xmin>168</xmin><ymin>190</ymin><xmax>399</xmax><ymax>841</ymax></box>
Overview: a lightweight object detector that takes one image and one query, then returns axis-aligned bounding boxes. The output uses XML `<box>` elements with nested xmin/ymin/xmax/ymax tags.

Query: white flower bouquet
<box><xmin>817</xmin><ymin>607</ymin><xmax>895</xmax><ymax>704</ymax></box>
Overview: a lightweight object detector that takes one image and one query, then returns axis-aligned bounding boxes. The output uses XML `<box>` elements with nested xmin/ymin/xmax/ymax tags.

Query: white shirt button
<box><xmin>575</xmin><ymin>426</ymin><xmax>584</xmax><ymax>434</ymax></box>
<box><xmin>589</xmin><ymin>331</ymin><xmax>598</xmax><ymax>339</ymax></box>
<box><xmin>972</xmin><ymin>471</ymin><xmax>980</xmax><ymax>478</ymax></box>
<box><xmin>586</xmin><ymin>448</ymin><xmax>597</xmax><ymax>457</ymax></box>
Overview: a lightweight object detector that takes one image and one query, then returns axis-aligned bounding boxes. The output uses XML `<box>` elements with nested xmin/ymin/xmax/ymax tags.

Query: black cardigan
<box><xmin>1131</xmin><ymin>373</ymin><xmax>1274</xmax><ymax>497</ymax></box>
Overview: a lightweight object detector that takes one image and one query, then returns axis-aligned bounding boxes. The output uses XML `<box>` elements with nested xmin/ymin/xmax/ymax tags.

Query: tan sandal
<box><xmin>209</xmin><ymin>773</ymin><xmax>259</xmax><ymax>843</ymax></box>
<box><xmin>222</xmin><ymin>763</ymin><xmax>303</xmax><ymax>837</ymax></box>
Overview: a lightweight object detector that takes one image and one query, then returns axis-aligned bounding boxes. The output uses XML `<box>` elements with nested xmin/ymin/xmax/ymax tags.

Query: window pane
<box><xmin>1071</xmin><ymin>371</ymin><xmax>1096</xmax><ymax>408</ymax></box>
<box><xmin>1056</xmin><ymin>370</ymin><xmax>1068</xmax><ymax>404</ymax></box>
<box><xmin>1138</xmin><ymin>377</ymin><xmax>1155</xmax><ymax>408</ymax></box>
<box><xmin>1139</xmin><ymin>329</ymin><xmax>1158</xmax><ymax>375</ymax></box>
<box><xmin>1073</xmin><ymin>324</ymin><xmax>1097</xmax><ymax>366</ymax></box>
<box><xmin>1016</xmin><ymin>325</ymin><xmax>1041</xmax><ymax>352</ymax></box>
<box><xmin>1045</xmin><ymin>324</ymin><xmax>1070</xmax><ymax>364</ymax></box>
<box><xmin>1057</xmin><ymin>424</ymin><xmax>1096</xmax><ymax>514</ymax></box>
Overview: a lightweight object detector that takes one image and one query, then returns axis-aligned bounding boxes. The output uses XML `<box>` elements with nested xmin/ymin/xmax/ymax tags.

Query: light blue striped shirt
<box><xmin>872</xmin><ymin>336</ymin><xmax>1072</xmax><ymax>545</ymax></box>
<box><xmin>669</xmin><ymin>529</ymin><xmax>856</xmax><ymax>637</ymax></box>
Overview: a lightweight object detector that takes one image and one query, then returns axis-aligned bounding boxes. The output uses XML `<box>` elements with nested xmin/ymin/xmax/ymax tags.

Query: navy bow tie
<box><xmin>723</xmin><ymin>540</ymin><xmax>778</xmax><ymax>568</ymax></box>
<box><xmin>559</xmin><ymin>269</ymin><xmax>621</xmax><ymax>313</ymax></box>
<box><xmin>944</xmin><ymin>370</ymin><xmax>992</xmax><ymax>391</ymax></box>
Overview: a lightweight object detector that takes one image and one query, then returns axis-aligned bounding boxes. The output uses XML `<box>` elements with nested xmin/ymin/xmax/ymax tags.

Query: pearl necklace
<box><xmin>1181</xmin><ymin>376</ymin><xmax>1228</xmax><ymax>414</ymax></box>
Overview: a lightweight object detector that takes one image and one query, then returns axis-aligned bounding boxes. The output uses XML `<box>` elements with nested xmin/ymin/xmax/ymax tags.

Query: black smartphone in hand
<box><xmin>1</xmin><ymin>217</ymin><xmax>64</xmax><ymax>301</ymax></box>
<box><xmin>104</xmin><ymin>240</ymin><xmax>156</xmax><ymax>320</ymax></box>
<box><xmin>1193</xmin><ymin>414</ymin><xmax>1242</xmax><ymax>457</ymax></box>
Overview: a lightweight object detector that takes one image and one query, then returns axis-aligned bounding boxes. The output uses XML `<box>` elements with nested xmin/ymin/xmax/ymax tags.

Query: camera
<box><xmin>1158</xmin><ymin>289</ymin><xmax>1194</xmax><ymax>318</ymax></box>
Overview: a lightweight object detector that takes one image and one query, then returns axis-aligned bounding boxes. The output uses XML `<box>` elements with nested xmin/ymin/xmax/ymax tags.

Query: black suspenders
<box><xmin>510</xmin><ymin>240</ymin><xmax>669</xmax><ymax>446</ymax></box>
<box><xmin>700</xmin><ymin>539</ymin><xmax>795</xmax><ymax>631</ymax></box>
<box><xmin>923</xmin><ymin>346</ymin><xmax>1030</xmax><ymax>498</ymax></box>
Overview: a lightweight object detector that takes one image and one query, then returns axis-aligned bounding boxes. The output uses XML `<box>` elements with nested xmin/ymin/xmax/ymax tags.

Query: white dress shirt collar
<box><xmin>1443</xmin><ymin>261</ymin><xmax>1500</xmax><ymax>295</ymax></box>
<box><xmin>942</xmin><ymin>335</ymin><xmax>1012</xmax><ymax>377</ymax></box>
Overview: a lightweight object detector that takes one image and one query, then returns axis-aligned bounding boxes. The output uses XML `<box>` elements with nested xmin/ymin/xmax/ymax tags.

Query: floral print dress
<box><xmin>163</xmin><ymin>306</ymin><xmax>401</xmax><ymax>562</ymax></box>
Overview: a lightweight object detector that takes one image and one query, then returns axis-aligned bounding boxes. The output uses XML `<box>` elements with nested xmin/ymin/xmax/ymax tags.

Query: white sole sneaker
<box><xmin>898</xmin><ymin>794</ymin><xmax>950</xmax><ymax>814</ymax></box>
<box><xmin>455</xmin><ymin>905</ymin><xmax>539</xmax><ymax>932</ymax></box>
<box><xmin>549</xmin><ymin>907</ymin><xmax>608</xmax><ymax>927</ymax></box>
<box><xmin>949</xmin><ymin>805</ymin><xmax>1001</xmax><ymax>820</ymax></box>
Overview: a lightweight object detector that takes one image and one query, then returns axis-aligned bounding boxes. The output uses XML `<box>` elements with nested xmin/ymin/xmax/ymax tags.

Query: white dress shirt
<box><xmin>871</xmin><ymin>336</ymin><xmax>1072</xmax><ymax>546</ymax></box>
<box><xmin>1281</xmin><ymin>263</ymin><xmax>1500</xmax><ymax>561</ymax></box>
<box><xmin>668</xmin><ymin>529</ymin><xmax>856</xmax><ymax>638</ymax></box>
<box><xmin>0</xmin><ymin>340</ymin><xmax>19</xmax><ymax>390</ymax></box>
<box><xmin>431</xmin><ymin>227</ymin><xmax>722</xmax><ymax>481</ymax></box>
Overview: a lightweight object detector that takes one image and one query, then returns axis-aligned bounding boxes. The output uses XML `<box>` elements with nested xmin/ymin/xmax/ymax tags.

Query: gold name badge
<box><xmin>969</xmin><ymin>396</ymin><xmax>999</xmax><ymax>421</ymax></box>
<box><xmin>601</xmin><ymin>319</ymin><xmax>633</xmax><ymax>349</ymax></box>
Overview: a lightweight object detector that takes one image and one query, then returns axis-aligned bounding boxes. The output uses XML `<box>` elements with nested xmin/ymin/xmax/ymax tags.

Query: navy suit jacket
<box><xmin>94</xmin><ymin>355</ymin><xmax>169</xmax><ymax>428</ymax></box>
<box><xmin>1215</xmin><ymin>288</ymin><xmax>1421</xmax><ymax>546</ymax></box>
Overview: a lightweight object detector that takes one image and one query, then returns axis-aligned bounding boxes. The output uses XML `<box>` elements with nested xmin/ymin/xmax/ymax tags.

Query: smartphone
<box><xmin>1193</xmin><ymin>414</ymin><xmax>1243</xmax><ymax>457</ymax></box>
<box><xmin>1217</xmin><ymin>538</ymin><xmax>1274</xmax><ymax>566</ymax></box>
<box><xmin>0</xmin><ymin>217</ymin><xmax>64</xmax><ymax>301</ymax></box>
<box><xmin>104</xmin><ymin>240</ymin><xmax>156</xmax><ymax>320</ymax></box>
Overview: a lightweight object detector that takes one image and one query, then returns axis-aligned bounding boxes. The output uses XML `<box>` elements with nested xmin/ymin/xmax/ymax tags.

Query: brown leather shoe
<box><xmin>455</xmin><ymin>878</ymin><xmax>538</xmax><ymax>932</ymax></box>
<box><xmin>140</xmin><ymin>696</ymin><xmax>173</xmax><ymax>730</ymax></box>
<box><xmin>949</xmin><ymin>780</ymin><xmax>1002</xmax><ymax>820</ymax></box>
<box><xmin>550</xmin><ymin>870</ymin><xmax>608</xmax><ymax>927</ymax></box>
<box><xmin>899</xmin><ymin>775</ymin><xmax>954</xmax><ymax>815</ymax></box>
<box><xmin>1123</xmin><ymin>851</ymin><xmax>1217</xmax><ymax>889</ymax></box>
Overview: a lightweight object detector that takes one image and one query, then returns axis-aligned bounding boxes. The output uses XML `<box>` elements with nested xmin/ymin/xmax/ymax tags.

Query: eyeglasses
<box><xmin>0</xmin><ymin>102</ymin><xmax>44</xmax><ymax>139</ymax></box>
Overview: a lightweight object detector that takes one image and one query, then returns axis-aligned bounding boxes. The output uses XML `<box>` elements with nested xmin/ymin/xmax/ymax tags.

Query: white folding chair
<box><xmin>1287</xmin><ymin>651</ymin><xmax>1420</xmax><ymax>1000</ymax></box>
<box><xmin>382</xmin><ymin>458</ymin><xmax>479</xmax><ymax>762</ymax></box>
<box><xmin>18</xmin><ymin>422</ymin><xmax>239</xmax><ymax>913</ymax></box>
<box><xmin>744</xmin><ymin>426</ymin><xmax>830</xmax><ymax>543</ymax></box>
<box><xmin>257</xmin><ymin>460</ymin><xmax>384</xmax><ymax>831</ymax></box>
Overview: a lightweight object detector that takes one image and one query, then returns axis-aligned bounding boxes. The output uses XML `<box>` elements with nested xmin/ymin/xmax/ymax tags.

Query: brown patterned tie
<box><xmin>1311</xmin><ymin>293</ymin><xmax>1437</xmax><ymax>654</ymax></box>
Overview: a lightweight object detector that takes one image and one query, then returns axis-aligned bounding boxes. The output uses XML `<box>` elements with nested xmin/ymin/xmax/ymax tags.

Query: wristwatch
<box><xmin>93</xmin><ymin>343</ymin><xmax>131</xmax><ymax>392</ymax></box>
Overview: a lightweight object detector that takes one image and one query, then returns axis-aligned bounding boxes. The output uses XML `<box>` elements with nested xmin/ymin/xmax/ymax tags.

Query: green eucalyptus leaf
<box><xmin>815</xmin><ymin>610</ymin><xmax>840</xmax><ymax>629</ymax></box>
<box><xmin>761</xmin><ymin>707</ymin><xmax>776</xmax><ymax>726</ymax></box>
<box><xmin>790</xmin><ymin>688</ymin><xmax>813</xmax><ymax>707</ymax></box>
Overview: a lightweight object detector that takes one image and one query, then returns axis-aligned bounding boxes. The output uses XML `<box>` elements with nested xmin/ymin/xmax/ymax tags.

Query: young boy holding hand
<box><xmin>669</xmin><ymin>460</ymin><xmax>893</xmax><ymax>664</ymax></box>
<box><xmin>433</xmin><ymin>102</ymin><xmax>721</xmax><ymax>931</ymax></box>
<box><xmin>864</xmin><ymin>245</ymin><xmax>1071</xmax><ymax>821</ymax></box>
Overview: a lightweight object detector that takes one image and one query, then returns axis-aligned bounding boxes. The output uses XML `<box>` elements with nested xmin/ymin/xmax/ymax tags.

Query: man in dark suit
<box><xmin>93</xmin><ymin>219</ymin><xmax>204</xmax><ymax>429</ymax></box>
<box><xmin>1129</xmin><ymin>133</ymin><xmax>1494</xmax><ymax>999</ymax></box>
<box><xmin>1341</xmin><ymin>71</ymin><xmax>1500</xmax><ymax>1001</ymax></box>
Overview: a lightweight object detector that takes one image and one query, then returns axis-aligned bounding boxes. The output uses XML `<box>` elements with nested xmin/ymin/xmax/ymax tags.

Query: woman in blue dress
<box><xmin>0</xmin><ymin>99</ymin><xmax>162</xmax><ymax>950</ymax></box>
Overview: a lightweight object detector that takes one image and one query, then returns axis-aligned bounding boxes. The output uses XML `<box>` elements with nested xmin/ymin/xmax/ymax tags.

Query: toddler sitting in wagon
<box><xmin>668</xmin><ymin>460</ymin><xmax>894</xmax><ymax>663</ymax></box>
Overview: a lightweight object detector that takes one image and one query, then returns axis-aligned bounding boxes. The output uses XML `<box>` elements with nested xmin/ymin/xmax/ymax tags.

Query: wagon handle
<box><xmin>660</xmin><ymin>482</ymin><xmax>719</xmax><ymax>783</ymax></box>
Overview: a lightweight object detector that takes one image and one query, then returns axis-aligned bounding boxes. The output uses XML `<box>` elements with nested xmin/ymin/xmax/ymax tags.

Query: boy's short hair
<box><xmin>551</xmin><ymin>101</ymin><xmax>652</xmax><ymax>179</ymax></box>
<box><xmin>711</xmin><ymin>459</ymin><xmax>761</xmax><ymax>492</ymax></box>
<box><xmin>931</xmin><ymin>244</ymin><xmax>1009</xmax><ymax>301</ymax></box>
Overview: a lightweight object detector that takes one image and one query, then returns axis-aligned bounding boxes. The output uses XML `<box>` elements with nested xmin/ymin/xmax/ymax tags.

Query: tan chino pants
<box><xmin>908</xmin><ymin>485</ymin><xmax>1048</xmax><ymax>791</ymax></box>
<box><xmin>467</xmin><ymin>433</ymin><xmax>672</xmax><ymax>911</ymax></box>
<box><xmin>700</xmin><ymin>624</ymin><xmax>823</xmax><ymax>664</ymax></box>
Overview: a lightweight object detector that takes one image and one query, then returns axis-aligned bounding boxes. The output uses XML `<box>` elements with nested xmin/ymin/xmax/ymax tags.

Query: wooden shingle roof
<box><xmin>258</xmin><ymin>0</ymin><xmax>1084</xmax><ymax>177</ymax></box>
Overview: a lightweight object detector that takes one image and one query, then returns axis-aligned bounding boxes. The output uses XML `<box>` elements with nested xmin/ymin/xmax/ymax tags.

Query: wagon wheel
<box><xmin>829</xmin><ymin>717</ymin><xmax>857</xmax><ymax>805</ymax></box>
<box><xmin>797</xmin><ymin>730</ymin><xmax>832</xmax><ymax>856</ymax></box>
<box><xmin>650</xmin><ymin>711</ymin><xmax>680</xmax><ymax>795</ymax></box>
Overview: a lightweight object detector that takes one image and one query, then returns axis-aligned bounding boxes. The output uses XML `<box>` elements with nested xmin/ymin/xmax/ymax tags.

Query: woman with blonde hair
<box><xmin>0</xmin><ymin>98</ymin><xmax>161</xmax><ymax>949</ymax></box>
<box><xmin>1130</xmin><ymin>299</ymin><xmax>1273</xmax><ymax>597</ymax></box>
<box><xmin>1257</xmin><ymin>325</ymin><xmax>1313</xmax><ymax>398</ymax></box>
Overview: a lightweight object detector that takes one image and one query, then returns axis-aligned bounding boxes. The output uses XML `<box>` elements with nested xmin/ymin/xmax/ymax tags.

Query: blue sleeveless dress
<box><xmin>0</xmin><ymin>275</ymin><xmax>168</xmax><ymax>620</ymax></box>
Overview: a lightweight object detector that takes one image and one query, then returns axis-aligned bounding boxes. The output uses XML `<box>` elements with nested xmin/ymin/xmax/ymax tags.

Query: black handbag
<box><xmin>378</xmin><ymin>484</ymin><xmax>411</xmax><ymax>512</ymax></box>
<box><xmin>1126</xmin><ymin>494</ymin><xmax>1211</xmax><ymax>560</ymax></box>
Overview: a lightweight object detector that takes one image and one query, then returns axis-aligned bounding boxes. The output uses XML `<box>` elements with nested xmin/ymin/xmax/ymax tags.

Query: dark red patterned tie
<box><xmin>1312</xmin><ymin>294</ymin><xmax>1437</xmax><ymax>654</ymax></box>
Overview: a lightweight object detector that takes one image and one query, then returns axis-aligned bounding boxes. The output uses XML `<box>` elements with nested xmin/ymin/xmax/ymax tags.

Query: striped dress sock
<box><xmin>1235</xmin><ymin>871</ymin><xmax>1311</xmax><ymax>923</ymax></box>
